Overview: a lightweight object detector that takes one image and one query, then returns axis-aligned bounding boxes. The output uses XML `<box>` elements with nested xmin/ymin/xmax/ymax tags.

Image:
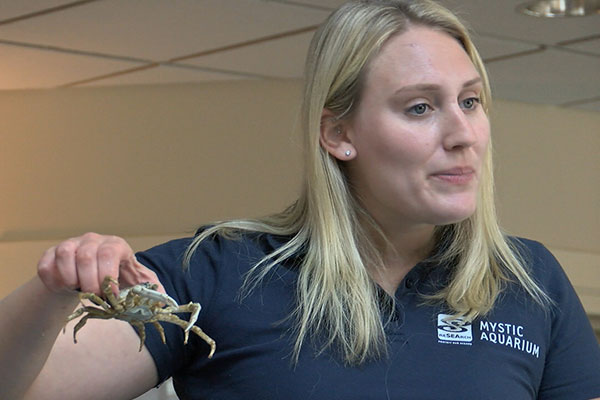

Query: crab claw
<box><xmin>131</xmin><ymin>285</ymin><xmax>179</xmax><ymax>308</ymax></box>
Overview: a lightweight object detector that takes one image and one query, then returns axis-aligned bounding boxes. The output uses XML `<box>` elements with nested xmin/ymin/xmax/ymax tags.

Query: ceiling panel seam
<box><xmin>483</xmin><ymin>45</ymin><xmax>547</xmax><ymax>64</ymax></box>
<box><xmin>168</xmin><ymin>24</ymin><xmax>319</xmax><ymax>63</ymax></box>
<box><xmin>551</xmin><ymin>45</ymin><xmax>600</xmax><ymax>58</ymax></box>
<box><xmin>479</xmin><ymin>30</ymin><xmax>600</xmax><ymax>52</ymax></box>
<box><xmin>58</xmin><ymin>24</ymin><xmax>321</xmax><ymax>87</ymax></box>
<box><xmin>556</xmin><ymin>34</ymin><xmax>600</xmax><ymax>46</ymax></box>
<box><xmin>58</xmin><ymin>62</ymin><xmax>272</xmax><ymax>88</ymax></box>
<box><xmin>0</xmin><ymin>0</ymin><xmax>100</xmax><ymax>26</ymax></box>
<box><xmin>259</xmin><ymin>0</ymin><xmax>335</xmax><ymax>12</ymax></box>
<box><xmin>0</xmin><ymin>38</ymin><xmax>151</xmax><ymax>64</ymax></box>
<box><xmin>559</xmin><ymin>96</ymin><xmax>600</xmax><ymax>108</ymax></box>
<box><xmin>58</xmin><ymin>63</ymin><xmax>160</xmax><ymax>88</ymax></box>
<box><xmin>163</xmin><ymin>62</ymin><xmax>274</xmax><ymax>79</ymax></box>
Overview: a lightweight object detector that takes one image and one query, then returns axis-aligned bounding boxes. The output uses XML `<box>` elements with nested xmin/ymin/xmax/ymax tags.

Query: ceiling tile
<box><xmin>438</xmin><ymin>0</ymin><xmax>600</xmax><ymax>45</ymax></box>
<box><xmin>561</xmin><ymin>38</ymin><xmax>600</xmax><ymax>56</ymax></box>
<box><xmin>276</xmin><ymin>0</ymin><xmax>344</xmax><ymax>9</ymax></box>
<box><xmin>473</xmin><ymin>34</ymin><xmax>540</xmax><ymax>60</ymax></box>
<box><xmin>485</xmin><ymin>47</ymin><xmax>600</xmax><ymax>105</ymax></box>
<box><xmin>181</xmin><ymin>31</ymin><xmax>314</xmax><ymax>79</ymax></box>
<box><xmin>569</xmin><ymin>99</ymin><xmax>600</xmax><ymax>112</ymax></box>
<box><xmin>0</xmin><ymin>0</ymin><xmax>329</xmax><ymax>61</ymax></box>
<box><xmin>0</xmin><ymin>0</ymin><xmax>74</xmax><ymax>21</ymax></box>
<box><xmin>0</xmin><ymin>0</ymin><xmax>597</xmax><ymax>113</ymax></box>
<box><xmin>77</xmin><ymin>65</ymin><xmax>244</xmax><ymax>87</ymax></box>
<box><xmin>0</xmin><ymin>42</ymin><xmax>143</xmax><ymax>90</ymax></box>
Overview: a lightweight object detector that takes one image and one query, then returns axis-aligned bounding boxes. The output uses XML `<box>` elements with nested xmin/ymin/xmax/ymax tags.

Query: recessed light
<box><xmin>517</xmin><ymin>0</ymin><xmax>600</xmax><ymax>17</ymax></box>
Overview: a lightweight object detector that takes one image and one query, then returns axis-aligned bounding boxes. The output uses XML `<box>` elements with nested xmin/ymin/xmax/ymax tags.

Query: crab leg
<box><xmin>64</xmin><ymin>276</ymin><xmax>216</xmax><ymax>358</ymax></box>
<box><xmin>68</xmin><ymin>309</ymin><xmax>113</xmax><ymax>343</ymax></box>
<box><xmin>164</xmin><ymin>302</ymin><xmax>201</xmax><ymax>332</ymax></box>
<box><xmin>102</xmin><ymin>276</ymin><xmax>124</xmax><ymax>312</ymax></box>
<box><xmin>78</xmin><ymin>292</ymin><xmax>111</xmax><ymax>310</ymax></box>
<box><xmin>152</xmin><ymin>321</ymin><xmax>167</xmax><ymax>344</ymax></box>
<box><xmin>156</xmin><ymin>314</ymin><xmax>216</xmax><ymax>358</ymax></box>
<box><xmin>65</xmin><ymin>306</ymin><xmax>110</xmax><ymax>329</ymax></box>
<box><xmin>129</xmin><ymin>321</ymin><xmax>147</xmax><ymax>351</ymax></box>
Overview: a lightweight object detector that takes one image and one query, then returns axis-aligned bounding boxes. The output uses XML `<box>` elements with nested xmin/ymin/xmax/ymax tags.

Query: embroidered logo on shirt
<box><xmin>437</xmin><ymin>314</ymin><xmax>473</xmax><ymax>345</ymax></box>
<box><xmin>479</xmin><ymin>320</ymin><xmax>541</xmax><ymax>358</ymax></box>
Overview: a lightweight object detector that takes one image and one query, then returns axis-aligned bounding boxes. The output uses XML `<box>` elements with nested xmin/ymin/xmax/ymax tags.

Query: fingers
<box><xmin>119</xmin><ymin>257</ymin><xmax>166</xmax><ymax>294</ymax></box>
<box><xmin>37</xmin><ymin>232</ymin><xmax>151</xmax><ymax>296</ymax></box>
<box><xmin>75</xmin><ymin>236</ymin><xmax>102</xmax><ymax>294</ymax></box>
<box><xmin>55</xmin><ymin>239</ymin><xmax>80</xmax><ymax>290</ymax></box>
<box><xmin>37</xmin><ymin>245</ymin><xmax>62</xmax><ymax>292</ymax></box>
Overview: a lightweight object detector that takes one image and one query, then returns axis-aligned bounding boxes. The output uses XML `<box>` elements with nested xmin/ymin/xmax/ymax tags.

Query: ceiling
<box><xmin>0</xmin><ymin>0</ymin><xmax>598</xmax><ymax>111</ymax></box>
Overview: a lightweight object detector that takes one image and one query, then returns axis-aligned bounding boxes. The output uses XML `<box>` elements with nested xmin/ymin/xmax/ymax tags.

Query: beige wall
<box><xmin>1</xmin><ymin>79</ymin><xmax>598</xmax><ymax>314</ymax></box>
<box><xmin>1</xmin><ymin>79</ymin><xmax>303</xmax><ymax>296</ymax></box>
<box><xmin>491</xmin><ymin>101</ymin><xmax>600</xmax><ymax>314</ymax></box>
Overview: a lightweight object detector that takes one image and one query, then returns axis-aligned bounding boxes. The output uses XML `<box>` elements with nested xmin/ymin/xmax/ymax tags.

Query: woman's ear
<box><xmin>319</xmin><ymin>109</ymin><xmax>356</xmax><ymax>160</ymax></box>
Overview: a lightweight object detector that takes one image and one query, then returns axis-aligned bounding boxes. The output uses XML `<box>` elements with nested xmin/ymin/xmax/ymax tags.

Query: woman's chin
<box><xmin>432</xmin><ymin>204</ymin><xmax>477</xmax><ymax>226</ymax></box>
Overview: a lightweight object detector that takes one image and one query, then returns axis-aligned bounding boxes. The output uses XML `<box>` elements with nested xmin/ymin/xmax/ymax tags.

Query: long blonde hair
<box><xmin>185</xmin><ymin>0</ymin><xmax>549</xmax><ymax>365</ymax></box>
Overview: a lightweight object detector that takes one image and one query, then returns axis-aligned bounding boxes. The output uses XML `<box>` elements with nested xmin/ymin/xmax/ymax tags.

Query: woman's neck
<box><xmin>368</xmin><ymin>222</ymin><xmax>436</xmax><ymax>296</ymax></box>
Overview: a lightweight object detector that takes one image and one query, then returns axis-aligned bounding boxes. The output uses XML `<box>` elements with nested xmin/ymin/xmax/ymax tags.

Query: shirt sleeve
<box><xmin>134</xmin><ymin>235</ymin><xmax>220</xmax><ymax>385</ymax></box>
<box><xmin>528</xmin><ymin>241</ymin><xmax>600</xmax><ymax>400</ymax></box>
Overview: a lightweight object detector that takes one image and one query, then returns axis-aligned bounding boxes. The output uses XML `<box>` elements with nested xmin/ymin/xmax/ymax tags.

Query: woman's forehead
<box><xmin>363</xmin><ymin>26</ymin><xmax>478</xmax><ymax>90</ymax></box>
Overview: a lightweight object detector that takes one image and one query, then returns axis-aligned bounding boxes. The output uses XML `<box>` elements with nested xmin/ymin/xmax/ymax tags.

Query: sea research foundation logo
<box><xmin>437</xmin><ymin>314</ymin><xmax>473</xmax><ymax>345</ymax></box>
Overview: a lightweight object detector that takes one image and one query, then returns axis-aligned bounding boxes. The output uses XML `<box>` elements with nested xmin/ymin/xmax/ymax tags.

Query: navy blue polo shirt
<box><xmin>136</xmin><ymin>232</ymin><xmax>600</xmax><ymax>400</ymax></box>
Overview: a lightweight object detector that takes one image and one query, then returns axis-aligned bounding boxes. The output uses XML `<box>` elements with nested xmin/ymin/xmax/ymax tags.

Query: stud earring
<box><xmin>336</xmin><ymin>126</ymin><xmax>342</xmax><ymax>135</ymax></box>
<box><xmin>345</xmin><ymin>150</ymin><xmax>352</xmax><ymax>157</ymax></box>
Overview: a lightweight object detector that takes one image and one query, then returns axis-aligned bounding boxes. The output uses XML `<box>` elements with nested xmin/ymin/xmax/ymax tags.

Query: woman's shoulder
<box><xmin>508</xmin><ymin>236</ymin><xmax>552</xmax><ymax>258</ymax></box>
<box><xmin>505</xmin><ymin>236</ymin><xmax>582</xmax><ymax>305</ymax></box>
<box><xmin>137</xmin><ymin>228</ymin><xmax>291</xmax><ymax>275</ymax></box>
<box><xmin>507</xmin><ymin>236</ymin><xmax>563</xmax><ymax>278</ymax></box>
<box><xmin>496</xmin><ymin>237</ymin><xmax>600</xmax><ymax>398</ymax></box>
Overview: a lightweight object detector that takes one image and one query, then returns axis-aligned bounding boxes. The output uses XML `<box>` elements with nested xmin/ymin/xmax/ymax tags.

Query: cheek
<box><xmin>474</xmin><ymin>117</ymin><xmax>491</xmax><ymax>155</ymax></box>
<box><xmin>357</xmin><ymin>118</ymin><xmax>431</xmax><ymax>163</ymax></box>
<box><xmin>375</xmin><ymin>132</ymin><xmax>419</xmax><ymax>157</ymax></box>
<box><xmin>349</xmin><ymin>107</ymin><xmax>436</xmax><ymax>175</ymax></box>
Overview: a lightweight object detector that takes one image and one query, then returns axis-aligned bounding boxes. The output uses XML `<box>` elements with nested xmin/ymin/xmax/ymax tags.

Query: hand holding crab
<box><xmin>65</xmin><ymin>276</ymin><xmax>216</xmax><ymax>358</ymax></box>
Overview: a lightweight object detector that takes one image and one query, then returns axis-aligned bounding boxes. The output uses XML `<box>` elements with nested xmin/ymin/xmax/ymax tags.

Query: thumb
<box><xmin>118</xmin><ymin>257</ymin><xmax>167</xmax><ymax>294</ymax></box>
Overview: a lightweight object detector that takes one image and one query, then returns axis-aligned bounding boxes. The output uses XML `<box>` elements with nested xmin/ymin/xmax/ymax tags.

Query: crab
<box><xmin>65</xmin><ymin>276</ymin><xmax>216</xmax><ymax>358</ymax></box>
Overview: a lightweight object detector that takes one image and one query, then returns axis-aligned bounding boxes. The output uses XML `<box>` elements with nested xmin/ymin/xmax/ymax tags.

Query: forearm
<box><xmin>0</xmin><ymin>276</ymin><xmax>79</xmax><ymax>399</ymax></box>
<box><xmin>0</xmin><ymin>233</ymin><xmax>163</xmax><ymax>399</ymax></box>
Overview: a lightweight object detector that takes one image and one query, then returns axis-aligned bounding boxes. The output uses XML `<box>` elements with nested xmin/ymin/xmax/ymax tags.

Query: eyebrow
<box><xmin>394</xmin><ymin>77</ymin><xmax>482</xmax><ymax>94</ymax></box>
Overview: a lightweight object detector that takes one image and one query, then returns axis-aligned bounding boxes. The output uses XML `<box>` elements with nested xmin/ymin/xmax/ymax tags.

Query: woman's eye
<box><xmin>461</xmin><ymin>97</ymin><xmax>481</xmax><ymax>110</ymax></box>
<box><xmin>407</xmin><ymin>103</ymin><xmax>430</xmax><ymax>115</ymax></box>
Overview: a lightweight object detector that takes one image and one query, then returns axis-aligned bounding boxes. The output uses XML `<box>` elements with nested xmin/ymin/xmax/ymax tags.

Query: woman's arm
<box><xmin>0</xmin><ymin>233</ymin><xmax>164</xmax><ymax>399</ymax></box>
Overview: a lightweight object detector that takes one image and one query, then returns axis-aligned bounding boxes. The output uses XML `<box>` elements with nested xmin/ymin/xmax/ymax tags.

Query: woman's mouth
<box><xmin>430</xmin><ymin>167</ymin><xmax>476</xmax><ymax>185</ymax></box>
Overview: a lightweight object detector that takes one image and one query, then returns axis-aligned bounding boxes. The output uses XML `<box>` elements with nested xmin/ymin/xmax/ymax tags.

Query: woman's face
<box><xmin>344</xmin><ymin>25</ymin><xmax>490</xmax><ymax>234</ymax></box>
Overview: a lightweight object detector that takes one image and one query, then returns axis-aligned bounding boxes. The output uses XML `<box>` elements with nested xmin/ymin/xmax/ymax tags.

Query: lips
<box><xmin>430</xmin><ymin>167</ymin><xmax>476</xmax><ymax>184</ymax></box>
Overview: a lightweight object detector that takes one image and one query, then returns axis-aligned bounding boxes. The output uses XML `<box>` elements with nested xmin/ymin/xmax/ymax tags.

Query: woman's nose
<box><xmin>441</xmin><ymin>105</ymin><xmax>478</xmax><ymax>151</ymax></box>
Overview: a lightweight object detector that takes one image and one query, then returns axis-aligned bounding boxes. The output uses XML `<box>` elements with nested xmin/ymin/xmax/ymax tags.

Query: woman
<box><xmin>2</xmin><ymin>1</ymin><xmax>599</xmax><ymax>399</ymax></box>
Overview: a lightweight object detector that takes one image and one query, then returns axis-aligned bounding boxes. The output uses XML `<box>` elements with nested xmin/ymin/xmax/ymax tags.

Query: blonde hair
<box><xmin>185</xmin><ymin>0</ymin><xmax>549</xmax><ymax>365</ymax></box>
